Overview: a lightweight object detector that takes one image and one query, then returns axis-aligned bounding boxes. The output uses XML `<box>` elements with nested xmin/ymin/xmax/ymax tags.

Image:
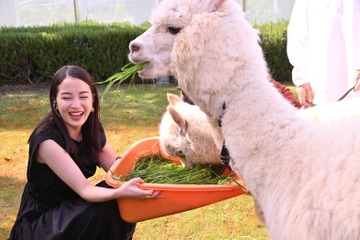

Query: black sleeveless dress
<box><xmin>8</xmin><ymin>126</ymin><xmax>136</xmax><ymax>240</ymax></box>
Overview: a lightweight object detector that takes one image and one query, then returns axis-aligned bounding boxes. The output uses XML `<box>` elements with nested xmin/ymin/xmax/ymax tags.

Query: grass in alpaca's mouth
<box><xmin>98</xmin><ymin>62</ymin><xmax>149</xmax><ymax>100</ymax></box>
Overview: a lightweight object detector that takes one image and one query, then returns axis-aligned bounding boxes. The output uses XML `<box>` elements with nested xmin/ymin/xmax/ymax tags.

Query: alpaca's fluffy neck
<box><xmin>223</xmin><ymin>75</ymin><xmax>309</xmax><ymax>199</ymax></box>
<box><xmin>221</xmin><ymin>71</ymin><xmax>301</xmax><ymax>157</ymax></box>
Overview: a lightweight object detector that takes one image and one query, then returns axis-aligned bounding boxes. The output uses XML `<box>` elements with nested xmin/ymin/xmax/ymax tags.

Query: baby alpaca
<box><xmin>159</xmin><ymin>93</ymin><xmax>222</xmax><ymax>166</ymax></box>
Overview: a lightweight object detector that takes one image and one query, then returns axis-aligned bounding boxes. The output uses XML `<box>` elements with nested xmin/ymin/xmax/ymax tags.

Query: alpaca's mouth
<box><xmin>134</xmin><ymin>59</ymin><xmax>171</xmax><ymax>79</ymax></box>
<box><xmin>137</xmin><ymin>61</ymin><xmax>162</xmax><ymax>79</ymax></box>
<box><xmin>137</xmin><ymin>62</ymin><xmax>152</xmax><ymax>78</ymax></box>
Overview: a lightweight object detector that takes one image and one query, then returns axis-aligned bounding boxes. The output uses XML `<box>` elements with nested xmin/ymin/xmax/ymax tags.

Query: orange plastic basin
<box><xmin>105</xmin><ymin>137</ymin><xmax>246</xmax><ymax>223</ymax></box>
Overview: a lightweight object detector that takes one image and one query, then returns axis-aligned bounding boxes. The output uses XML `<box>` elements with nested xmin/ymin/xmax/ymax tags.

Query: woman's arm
<box><xmin>37</xmin><ymin>139</ymin><xmax>161</xmax><ymax>202</ymax></box>
<box><xmin>98</xmin><ymin>142</ymin><xmax>118</xmax><ymax>172</ymax></box>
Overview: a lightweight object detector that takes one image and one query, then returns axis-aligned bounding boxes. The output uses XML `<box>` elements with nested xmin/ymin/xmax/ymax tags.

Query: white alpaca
<box><xmin>128</xmin><ymin>0</ymin><xmax>360</xmax><ymax>239</ymax></box>
<box><xmin>159</xmin><ymin>93</ymin><xmax>223</xmax><ymax>166</ymax></box>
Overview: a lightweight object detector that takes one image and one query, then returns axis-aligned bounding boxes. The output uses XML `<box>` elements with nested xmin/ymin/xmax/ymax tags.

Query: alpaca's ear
<box><xmin>167</xmin><ymin>106</ymin><xmax>188</xmax><ymax>135</ymax></box>
<box><xmin>167</xmin><ymin>93</ymin><xmax>182</xmax><ymax>106</ymax></box>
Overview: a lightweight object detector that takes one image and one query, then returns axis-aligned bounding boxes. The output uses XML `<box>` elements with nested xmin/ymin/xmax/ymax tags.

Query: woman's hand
<box><xmin>297</xmin><ymin>83</ymin><xmax>314</xmax><ymax>107</ymax></box>
<box><xmin>116</xmin><ymin>178</ymin><xmax>164</xmax><ymax>199</ymax></box>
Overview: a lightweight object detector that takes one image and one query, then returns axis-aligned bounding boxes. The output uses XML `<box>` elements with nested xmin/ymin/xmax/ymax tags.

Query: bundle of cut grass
<box><xmin>110</xmin><ymin>154</ymin><xmax>238</xmax><ymax>185</ymax></box>
<box><xmin>99</xmin><ymin>62</ymin><xmax>149</xmax><ymax>101</ymax></box>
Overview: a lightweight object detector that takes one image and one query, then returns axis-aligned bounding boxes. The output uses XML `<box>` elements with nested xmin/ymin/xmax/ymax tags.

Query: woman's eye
<box><xmin>168</xmin><ymin>26</ymin><xmax>181</xmax><ymax>34</ymax></box>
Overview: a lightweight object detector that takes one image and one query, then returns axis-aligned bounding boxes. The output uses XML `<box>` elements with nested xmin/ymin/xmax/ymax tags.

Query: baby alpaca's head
<box><xmin>159</xmin><ymin>93</ymin><xmax>222</xmax><ymax>166</ymax></box>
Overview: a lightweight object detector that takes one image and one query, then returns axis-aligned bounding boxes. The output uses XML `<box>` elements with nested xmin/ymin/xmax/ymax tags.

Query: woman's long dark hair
<box><xmin>28</xmin><ymin>65</ymin><xmax>102</xmax><ymax>156</ymax></box>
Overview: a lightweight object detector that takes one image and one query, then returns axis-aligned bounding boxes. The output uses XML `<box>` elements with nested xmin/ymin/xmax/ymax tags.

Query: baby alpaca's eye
<box><xmin>175</xmin><ymin>150</ymin><xmax>184</xmax><ymax>156</ymax></box>
<box><xmin>168</xmin><ymin>26</ymin><xmax>181</xmax><ymax>34</ymax></box>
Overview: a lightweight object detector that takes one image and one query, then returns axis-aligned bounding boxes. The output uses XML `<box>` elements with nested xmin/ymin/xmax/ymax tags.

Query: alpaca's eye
<box><xmin>175</xmin><ymin>150</ymin><xmax>184</xmax><ymax>156</ymax></box>
<box><xmin>168</xmin><ymin>26</ymin><xmax>181</xmax><ymax>34</ymax></box>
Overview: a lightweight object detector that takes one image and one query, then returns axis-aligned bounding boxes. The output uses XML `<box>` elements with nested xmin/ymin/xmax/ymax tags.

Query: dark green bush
<box><xmin>0</xmin><ymin>21</ymin><xmax>149</xmax><ymax>85</ymax></box>
<box><xmin>0</xmin><ymin>20</ymin><xmax>291</xmax><ymax>86</ymax></box>
<box><xmin>255</xmin><ymin>20</ymin><xmax>292</xmax><ymax>82</ymax></box>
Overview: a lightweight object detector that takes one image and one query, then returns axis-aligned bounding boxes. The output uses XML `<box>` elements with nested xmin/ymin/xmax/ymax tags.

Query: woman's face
<box><xmin>56</xmin><ymin>77</ymin><xmax>93</xmax><ymax>138</ymax></box>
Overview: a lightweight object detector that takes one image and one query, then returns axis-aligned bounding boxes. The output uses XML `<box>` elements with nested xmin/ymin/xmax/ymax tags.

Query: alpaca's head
<box><xmin>129</xmin><ymin>0</ymin><xmax>266</xmax><ymax>116</ymax></box>
<box><xmin>159</xmin><ymin>93</ymin><xmax>222</xmax><ymax>166</ymax></box>
<box><xmin>129</xmin><ymin>0</ymin><xmax>229</xmax><ymax>79</ymax></box>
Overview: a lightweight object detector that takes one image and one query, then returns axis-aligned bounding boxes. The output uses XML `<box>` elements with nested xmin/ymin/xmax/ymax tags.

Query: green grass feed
<box><xmin>110</xmin><ymin>154</ymin><xmax>238</xmax><ymax>185</ymax></box>
<box><xmin>99</xmin><ymin>62</ymin><xmax>149</xmax><ymax>100</ymax></box>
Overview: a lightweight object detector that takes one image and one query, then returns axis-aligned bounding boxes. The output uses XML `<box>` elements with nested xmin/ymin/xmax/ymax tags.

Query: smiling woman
<box><xmin>8</xmin><ymin>65</ymin><xmax>163</xmax><ymax>240</ymax></box>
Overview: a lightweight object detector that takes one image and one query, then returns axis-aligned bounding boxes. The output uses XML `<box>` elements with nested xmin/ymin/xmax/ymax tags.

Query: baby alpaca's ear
<box><xmin>167</xmin><ymin>93</ymin><xmax>183</xmax><ymax>106</ymax></box>
<box><xmin>167</xmin><ymin>106</ymin><xmax>188</xmax><ymax>135</ymax></box>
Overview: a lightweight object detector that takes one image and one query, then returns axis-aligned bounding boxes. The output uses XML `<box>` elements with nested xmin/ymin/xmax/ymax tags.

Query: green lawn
<box><xmin>0</xmin><ymin>84</ymin><xmax>280</xmax><ymax>240</ymax></box>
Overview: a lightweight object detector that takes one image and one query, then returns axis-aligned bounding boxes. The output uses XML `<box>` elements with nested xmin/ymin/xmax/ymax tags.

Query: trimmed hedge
<box><xmin>255</xmin><ymin>20</ymin><xmax>292</xmax><ymax>82</ymax></box>
<box><xmin>0</xmin><ymin>20</ymin><xmax>291</xmax><ymax>86</ymax></box>
<box><xmin>0</xmin><ymin>21</ymin><xmax>149</xmax><ymax>85</ymax></box>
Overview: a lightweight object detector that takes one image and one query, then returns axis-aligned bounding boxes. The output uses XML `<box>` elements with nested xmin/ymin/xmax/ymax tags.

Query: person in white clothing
<box><xmin>287</xmin><ymin>0</ymin><xmax>360</xmax><ymax>107</ymax></box>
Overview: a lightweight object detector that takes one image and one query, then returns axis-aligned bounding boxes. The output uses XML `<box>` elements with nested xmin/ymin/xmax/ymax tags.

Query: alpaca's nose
<box><xmin>129</xmin><ymin>41</ymin><xmax>140</xmax><ymax>53</ymax></box>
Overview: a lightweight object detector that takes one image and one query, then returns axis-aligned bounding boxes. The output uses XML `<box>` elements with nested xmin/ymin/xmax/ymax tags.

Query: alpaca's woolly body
<box><xmin>128</xmin><ymin>0</ymin><xmax>360</xmax><ymax>239</ymax></box>
<box><xmin>299</xmin><ymin>97</ymin><xmax>360</xmax><ymax>123</ymax></box>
